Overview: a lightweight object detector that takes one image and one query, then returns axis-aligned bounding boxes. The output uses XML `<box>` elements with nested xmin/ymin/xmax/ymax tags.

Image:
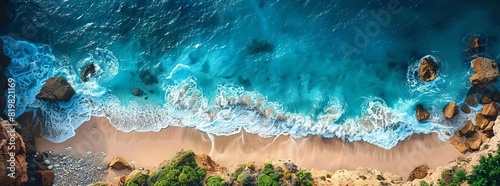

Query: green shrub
<box><xmin>206</xmin><ymin>176</ymin><xmax>226</xmax><ymax>186</ymax></box>
<box><xmin>258</xmin><ymin>174</ymin><xmax>279</xmax><ymax>186</ymax></box>
<box><xmin>263</xmin><ymin>163</ymin><xmax>275</xmax><ymax>175</ymax></box>
<box><xmin>467</xmin><ymin>145</ymin><xmax>500</xmax><ymax>186</ymax></box>
<box><xmin>125</xmin><ymin>174</ymin><xmax>150</xmax><ymax>186</ymax></box>
<box><xmin>452</xmin><ymin>169</ymin><xmax>466</xmax><ymax>184</ymax></box>
<box><xmin>237</xmin><ymin>171</ymin><xmax>253</xmax><ymax>184</ymax></box>
<box><xmin>296</xmin><ymin>170</ymin><xmax>313</xmax><ymax>186</ymax></box>
<box><xmin>419</xmin><ymin>180</ymin><xmax>429</xmax><ymax>186</ymax></box>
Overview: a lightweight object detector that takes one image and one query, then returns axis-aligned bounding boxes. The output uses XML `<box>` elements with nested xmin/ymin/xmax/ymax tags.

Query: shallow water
<box><xmin>2</xmin><ymin>0</ymin><xmax>500</xmax><ymax>149</ymax></box>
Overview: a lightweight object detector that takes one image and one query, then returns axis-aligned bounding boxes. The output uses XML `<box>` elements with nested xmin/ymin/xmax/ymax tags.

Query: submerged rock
<box><xmin>415</xmin><ymin>104</ymin><xmax>430</xmax><ymax>121</ymax></box>
<box><xmin>418</xmin><ymin>56</ymin><xmax>438</xmax><ymax>82</ymax></box>
<box><xmin>247</xmin><ymin>39</ymin><xmax>274</xmax><ymax>55</ymax></box>
<box><xmin>469</xmin><ymin>57</ymin><xmax>499</xmax><ymax>87</ymax></box>
<box><xmin>468</xmin><ymin>37</ymin><xmax>485</xmax><ymax>54</ymax></box>
<box><xmin>461</xmin><ymin>104</ymin><xmax>471</xmax><ymax>114</ymax></box>
<box><xmin>443</xmin><ymin>102</ymin><xmax>458</xmax><ymax>119</ymax></box>
<box><xmin>81</xmin><ymin>64</ymin><xmax>97</xmax><ymax>82</ymax></box>
<box><xmin>109</xmin><ymin>156</ymin><xmax>133</xmax><ymax>170</ymax></box>
<box><xmin>132</xmin><ymin>88</ymin><xmax>145</xmax><ymax>97</ymax></box>
<box><xmin>465</xmin><ymin>94</ymin><xmax>478</xmax><ymax>107</ymax></box>
<box><xmin>36</xmin><ymin>77</ymin><xmax>75</xmax><ymax>101</ymax></box>
<box><xmin>407</xmin><ymin>164</ymin><xmax>429</xmax><ymax>181</ymax></box>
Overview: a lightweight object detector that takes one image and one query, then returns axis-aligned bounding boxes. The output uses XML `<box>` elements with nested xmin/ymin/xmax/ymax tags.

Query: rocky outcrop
<box><xmin>443</xmin><ymin>102</ymin><xmax>458</xmax><ymax>119</ymax></box>
<box><xmin>475</xmin><ymin>113</ymin><xmax>489</xmax><ymax>130</ymax></box>
<box><xmin>0</xmin><ymin>119</ymin><xmax>28</xmax><ymax>185</ymax></box>
<box><xmin>482</xmin><ymin>102</ymin><xmax>498</xmax><ymax>117</ymax></box>
<box><xmin>194</xmin><ymin>154</ymin><xmax>226</xmax><ymax>173</ymax></box>
<box><xmin>419</xmin><ymin>56</ymin><xmax>438</xmax><ymax>82</ymax></box>
<box><xmin>109</xmin><ymin>156</ymin><xmax>133</xmax><ymax>170</ymax></box>
<box><xmin>469</xmin><ymin>57</ymin><xmax>499</xmax><ymax>87</ymax></box>
<box><xmin>460</xmin><ymin>120</ymin><xmax>475</xmax><ymax>137</ymax></box>
<box><xmin>416</xmin><ymin>104</ymin><xmax>430</xmax><ymax>121</ymax></box>
<box><xmin>407</xmin><ymin>164</ymin><xmax>429</xmax><ymax>181</ymax></box>
<box><xmin>466</xmin><ymin>136</ymin><xmax>482</xmax><ymax>151</ymax></box>
<box><xmin>81</xmin><ymin>64</ymin><xmax>97</xmax><ymax>82</ymax></box>
<box><xmin>449</xmin><ymin>139</ymin><xmax>468</xmax><ymax>154</ymax></box>
<box><xmin>36</xmin><ymin>77</ymin><xmax>76</xmax><ymax>101</ymax></box>
<box><xmin>0</xmin><ymin>39</ymin><xmax>11</xmax><ymax>117</ymax></box>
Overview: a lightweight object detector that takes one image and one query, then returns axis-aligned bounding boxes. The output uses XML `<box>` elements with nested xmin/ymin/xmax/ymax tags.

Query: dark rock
<box><xmin>494</xmin><ymin>91</ymin><xmax>500</xmax><ymax>102</ymax></box>
<box><xmin>132</xmin><ymin>88</ymin><xmax>145</xmax><ymax>97</ymax></box>
<box><xmin>465</xmin><ymin>94</ymin><xmax>478</xmax><ymax>107</ymax></box>
<box><xmin>469</xmin><ymin>57</ymin><xmax>499</xmax><ymax>87</ymax></box>
<box><xmin>419</xmin><ymin>56</ymin><xmax>438</xmax><ymax>82</ymax></box>
<box><xmin>36</xmin><ymin>77</ymin><xmax>76</xmax><ymax>101</ymax></box>
<box><xmin>468</xmin><ymin>37</ymin><xmax>485</xmax><ymax>54</ymax></box>
<box><xmin>484</xmin><ymin>121</ymin><xmax>495</xmax><ymax>132</ymax></box>
<box><xmin>415</xmin><ymin>104</ymin><xmax>430</xmax><ymax>121</ymax></box>
<box><xmin>35</xmin><ymin>170</ymin><xmax>54</xmax><ymax>186</ymax></box>
<box><xmin>443</xmin><ymin>102</ymin><xmax>458</xmax><ymax>119</ymax></box>
<box><xmin>407</xmin><ymin>164</ymin><xmax>429</xmax><ymax>181</ymax></box>
<box><xmin>81</xmin><ymin>64</ymin><xmax>96</xmax><ymax>82</ymax></box>
<box><xmin>461</xmin><ymin>104</ymin><xmax>471</xmax><ymax>113</ymax></box>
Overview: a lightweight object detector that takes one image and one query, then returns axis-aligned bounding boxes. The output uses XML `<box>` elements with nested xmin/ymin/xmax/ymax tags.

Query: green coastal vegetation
<box><xmin>420</xmin><ymin>144</ymin><xmax>500</xmax><ymax>186</ymax></box>
<box><xmin>124</xmin><ymin>151</ymin><xmax>315</xmax><ymax>186</ymax></box>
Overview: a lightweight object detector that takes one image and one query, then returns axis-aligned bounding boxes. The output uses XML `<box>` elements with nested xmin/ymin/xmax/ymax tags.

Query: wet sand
<box><xmin>34</xmin><ymin>116</ymin><xmax>462</xmax><ymax>181</ymax></box>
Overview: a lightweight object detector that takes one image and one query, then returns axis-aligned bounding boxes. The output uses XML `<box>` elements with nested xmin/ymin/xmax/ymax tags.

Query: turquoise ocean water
<box><xmin>1</xmin><ymin>0</ymin><xmax>500</xmax><ymax>149</ymax></box>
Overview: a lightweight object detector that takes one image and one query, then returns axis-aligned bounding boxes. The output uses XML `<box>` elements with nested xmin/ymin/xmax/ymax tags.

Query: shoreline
<box><xmin>34</xmin><ymin>116</ymin><xmax>462</xmax><ymax>181</ymax></box>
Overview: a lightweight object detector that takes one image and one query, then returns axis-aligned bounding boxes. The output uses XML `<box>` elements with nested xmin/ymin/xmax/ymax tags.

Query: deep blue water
<box><xmin>2</xmin><ymin>0</ymin><xmax>500</xmax><ymax>149</ymax></box>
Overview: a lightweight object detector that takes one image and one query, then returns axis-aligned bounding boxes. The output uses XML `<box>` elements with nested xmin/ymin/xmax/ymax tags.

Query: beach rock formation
<box><xmin>35</xmin><ymin>170</ymin><xmax>54</xmax><ymax>186</ymax></box>
<box><xmin>460</xmin><ymin>120</ymin><xmax>475</xmax><ymax>137</ymax></box>
<box><xmin>419</xmin><ymin>56</ymin><xmax>438</xmax><ymax>82</ymax></box>
<box><xmin>109</xmin><ymin>156</ymin><xmax>133</xmax><ymax>170</ymax></box>
<box><xmin>81</xmin><ymin>64</ymin><xmax>97</xmax><ymax>82</ymax></box>
<box><xmin>469</xmin><ymin>57</ymin><xmax>499</xmax><ymax>87</ymax></box>
<box><xmin>36</xmin><ymin>77</ymin><xmax>76</xmax><ymax>101</ymax></box>
<box><xmin>449</xmin><ymin>139</ymin><xmax>468</xmax><ymax>154</ymax></box>
<box><xmin>416</xmin><ymin>104</ymin><xmax>430</xmax><ymax>121</ymax></box>
<box><xmin>407</xmin><ymin>164</ymin><xmax>429</xmax><ymax>181</ymax></box>
<box><xmin>466</xmin><ymin>136</ymin><xmax>482</xmax><ymax>151</ymax></box>
<box><xmin>475</xmin><ymin>113</ymin><xmax>489</xmax><ymax>130</ymax></box>
<box><xmin>0</xmin><ymin>119</ymin><xmax>28</xmax><ymax>186</ymax></box>
<box><xmin>481</xmin><ymin>102</ymin><xmax>498</xmax><ymax>117</ymax></box>
<box><xmin>443</xmin><ymin>102</ymin><xmax>458</xmax><ymax>119</ymax></box>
